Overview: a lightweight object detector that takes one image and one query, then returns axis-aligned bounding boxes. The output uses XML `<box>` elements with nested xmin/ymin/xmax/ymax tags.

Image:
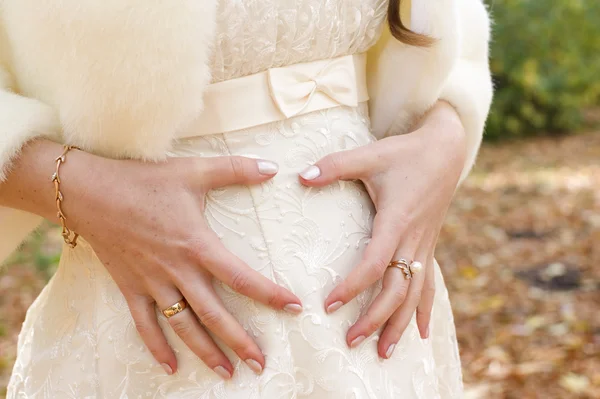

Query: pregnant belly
<box><xmin>166</xmin><ymin>104</ymin><xmax>385</xmax><ymax>390</ymax></box>
<box><xmin>171</xmin><ymin>105</ymin><xmax>378</xmax><ymax>321</ymax></box>
<box><xmin>169</xmin><ymin>104</ymin><xmax>377</xmax><ymax>300</ymax></box>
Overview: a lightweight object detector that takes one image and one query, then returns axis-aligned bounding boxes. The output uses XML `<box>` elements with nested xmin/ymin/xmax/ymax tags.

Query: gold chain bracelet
<box><xmin>52</xmin><ymin>145</ymin><xmax>80</xmax><ymax>248</ymax></box>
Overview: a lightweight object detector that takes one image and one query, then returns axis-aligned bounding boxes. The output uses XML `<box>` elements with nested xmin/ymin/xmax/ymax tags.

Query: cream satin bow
<box><xmin>267</xmin><ymin>57</ymin><xmax>360</xmax><ymax>118</ymax></box>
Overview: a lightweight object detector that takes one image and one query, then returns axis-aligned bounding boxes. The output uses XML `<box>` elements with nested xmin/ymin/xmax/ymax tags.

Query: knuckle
<box><xmin>372</xmin><ymin>258</ymin><xmax>389</xmax><ymax>275</ymax></box>
<box><xmin>343</xmin><ymin>284</ymin><xmax>361</xmax><ymax>301</ymax></box>
<box><xmin>424</xmin><ymin>280</ymin><xmax>436</xmax><ymax>294</ymax></box>
<box><xmin>392</xmin><ymin>285</ymin><xmax>408</xmax><ymax>303</ymax></box>
<box><xmin>231</xmin><ymin>339</ymin><xmax>255</xmax><ymax>357</ymax></box>
<box><xmin>411</xmin><ymin>287</ymin><xmax>424</xmax><ymax>301</ymax></box>
<box><xmin>149</xmin><ymin>345</ymin><xmax>165</xmax><ymax>359</ymax></box>
<box><xmin>416</xmin><ymin>306</ymin><xmax>431</xmax><ymax>318</ymax></box>
<box><xmin>386</xmin><ymin>322</ymin><xmax>403</xmax><ymax>338</ymax></box>
<box><xmin>182</xmin><ymin>238</ymin><xmax>210</xmax><ymax>261</ymax></box>
<box><xmin>393</xmin><ymin>211</ymin><xmax>414</xmax><ymax>228</ymax></box>
<box><xmin>409</xmin><ymin>224</ymin><xmax>424</xmax><ymax>237</ymax></box>
<box><xmin>365</xmin><ymin>317</ymin><xmax>383</xmax><ymax>333</ymax></box>
<box><xmin>198</xmin><ymin>309</ymin><xmax>223</xmax><ymax>329</ymax></box>
<box><xmin>230</xmin><ymin>270</ymin><xmax>250</xmax><ymax>294</ymax></box>
<box><xmin>134</xmin><ymin>320</ymin><xmax>152</xmax><ymax>336</ymax></box>
<box><xmin>199</xmin><ymin>352</ymin><xmax>223</xmax><ymax>368</ymax></box>
<box><xmin>383</xmin><ymin>217</ymin><xmax>402</xmax><ymax>232</ymax></box>
<box><xmin>139</xmin><ymin>274</ymin><xmax>159</xmax><ymax>291</ymax></box>
<box><xmin>170</xmin><ymin>319</ymin><xmax>192</xmax><ymax>337</ymax></box>
<box><xmin>228</xmin><ymin>156</ymin><xmax>249</xmax><ymax>181</ymax></box>
<box><xmin>327</xmin><ymin>153</ymin><xmax>345</xmax><ymax>176</ymax></box>
<box><xmin>266</xmin><ymin>286</ymin><xmax>281</xmax><ymax>308</ymax></box>
<box><xmin>228</xmin><ymin>337</ymin><xmax>249</xmax><ymax>353</ymax></box>
<box><xmin>423</xmin><ymin>279</ymin><xmax>435</xmax><ymax>293</ymax></box>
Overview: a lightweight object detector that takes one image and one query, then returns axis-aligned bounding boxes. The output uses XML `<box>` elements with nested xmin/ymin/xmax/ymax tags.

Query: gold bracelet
<box><xmin>52</xmin><ymin>145</ymin><xmax>80</xmax><ymax>248</ymax></box>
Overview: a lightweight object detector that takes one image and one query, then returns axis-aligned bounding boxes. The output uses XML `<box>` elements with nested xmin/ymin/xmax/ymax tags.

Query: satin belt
<box><xmin>177</xmin><ymin>53</ymin><xmax>369</xmax><ymax>137</ymax></box>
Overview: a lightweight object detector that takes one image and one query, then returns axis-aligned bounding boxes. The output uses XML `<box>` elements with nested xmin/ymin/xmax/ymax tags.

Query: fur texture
<box><xmin>438</xmin><ymin>0</ymin><xmax>493</xmax><ymax>182</ymax></box>
<box><xmin>1</xmin><ymin>0</ymin><xmax>216</xmax><ymax>164</ymax></box>
<box><xmin>0</xmin><ymin>0</ymin><xmax>492</xmax><ymax>262</ymax></box>
<box><xmin>369</xmin><ymin>0</ymin><xmax>492</xmax><ymax>185</ymax></box>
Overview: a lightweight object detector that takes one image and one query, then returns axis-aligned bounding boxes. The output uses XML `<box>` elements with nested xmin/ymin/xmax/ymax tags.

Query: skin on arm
<box><xmin>0</xmin><ymin>139</ymin><xmax>77</xmax><ymax>222</ymax></box>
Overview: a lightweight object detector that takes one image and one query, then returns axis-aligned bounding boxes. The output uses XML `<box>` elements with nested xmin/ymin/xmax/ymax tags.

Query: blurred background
<box><xmin>1</xmin><ymin>1</ymin><xmax>599</xmax><ymax>398</ymax></box>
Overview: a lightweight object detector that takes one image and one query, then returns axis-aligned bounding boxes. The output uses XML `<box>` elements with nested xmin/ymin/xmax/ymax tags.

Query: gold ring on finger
<box><xmin>162</xmin><ymin>298</ymin><xmax>188</xmax><ymax>318</ymax></box>
<box><xmin>388</xmin><ymin>258</ymin><xmax>412</xmax><ymax>280</ymax></box>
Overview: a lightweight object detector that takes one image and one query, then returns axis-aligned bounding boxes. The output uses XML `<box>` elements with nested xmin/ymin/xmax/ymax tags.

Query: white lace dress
<box><xmin>8</xmin><ymin>0</ymin><xmax>463</xmax><ymax>397</ymax></box>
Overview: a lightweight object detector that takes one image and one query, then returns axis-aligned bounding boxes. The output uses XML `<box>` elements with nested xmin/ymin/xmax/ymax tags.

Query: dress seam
<box><xmin>219</xmin><ymin>133</ymin><xmax>279</xmax><ymax>282</ymax></box>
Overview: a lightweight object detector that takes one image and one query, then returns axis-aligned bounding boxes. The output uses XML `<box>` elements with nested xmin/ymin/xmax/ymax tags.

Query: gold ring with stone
<box><xmin>388</xmin><ymin>258</ymin><xmax>413</xmax><ymax>280</ymax></box>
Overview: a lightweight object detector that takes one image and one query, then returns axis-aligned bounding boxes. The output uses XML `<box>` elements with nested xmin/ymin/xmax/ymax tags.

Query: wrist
<box><xmin>405</xmin><ymin>101</ymin><xmax>468</xmax><ymax>174</ymax></box>
<box><xmin>419</xmin><ymin>101</ymin><xmax>466</xmax><ymax>153</ymax></box>
<box><xmin>425</xmin><ymin>101</ymin><xmax>464</xmax><ymax>136</ymax></box>
<box><xmin>59</xmin><ymin>150</ymin><xmax>116</xmax><ymax>234</ymax></box>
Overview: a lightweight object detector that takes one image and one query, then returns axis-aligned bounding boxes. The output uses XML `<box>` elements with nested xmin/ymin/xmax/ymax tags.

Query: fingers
<box><xmin>345</xmin><ymin>266</ymin><xmax>410</xmax><ymax>349</ymax></box>
<box><xmin>378</xmin><ymin>244</ymin><xmax>430</xmax><ymax>359</ymax></box>
<box><xmin>416</xmin><ymin>253</ymin><xmax>435</xmax><ymax>339</ymax></box>
<box><xmin>153</xmin><ymin>286</ymin><xmax>234</xmax><ymax>379</ymax></box>
<box><xmin>194</xmin><ymin>232</ymin><xmax>303</xmax><ymax>313</ymax></box>
<box><xmin>416</xmin><ymin>220</ymin><xmax>442</xmax><ymax>340</ymax></box>
<box><xmin>324</xmin><ymin>210</ymin><xmax>404</xmax><ymax>314</ymax></box>
<box><xmin>128</xmin><ymin>294</ymin><xmax>178</xmax><ymax>375</ymax></box>
<box><xmin>345</xmin><ymin>230</ymin><xmax>422</xmax><ymax>351</ymax></box>
<box><xmin>298</xmin><ymin>146</ymin><xmax>383</xmax><ymax>187</ymax></box>
<box><xmin>199</xmin><ymin>156</ymin><xmax>279</xmax><ymax>189</ymax></box>
<box><xmin>178</xmin><ymin>276</ymin><xmax>266</xmax><ymax>375</ymax></box>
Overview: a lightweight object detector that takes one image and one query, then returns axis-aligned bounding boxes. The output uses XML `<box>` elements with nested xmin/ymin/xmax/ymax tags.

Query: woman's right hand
<box><xmin>65</xmin><ymin>153</ymin><xmax>303</xmax><ymax>379</ymax></box>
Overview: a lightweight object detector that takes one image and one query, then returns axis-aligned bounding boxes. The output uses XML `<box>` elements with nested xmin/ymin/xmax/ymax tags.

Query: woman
<box><xmin>0</xmin><ymin>0</ymin><xmax>492</xmax><ymax>397</ymax></box>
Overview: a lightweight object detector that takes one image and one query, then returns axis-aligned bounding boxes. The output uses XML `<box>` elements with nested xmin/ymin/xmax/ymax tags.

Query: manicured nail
<box><xmin>326</xmin><ymin>301</ymin><xmax>343</xmax><ymax>314</ymax></box>
<box><xmin>283</xmin><ymin>303</ymin><xmax>303</xmax><ymax>314</ymax></box>
<box><xmin>385</xmin><ymin>344</ymin><xmax>396</xmax><ymax>359</ymax></box>
<box><xmin>299</xmin><ymin>165</ymin><xmax>321</xmax><ymax>180</ymax></box>
<box><xmin>245</xmin><ymin>359</ymin><xmax>263</xmax><ymax>374</ymax></box>
<box><xmin>213</xmin><ymin>366</ymin><xmax>232</xmax><ymax>379</ymax></box>
<box><xmin>161</xmin><ymin>363</ymin><xmax>173</xmax><ymax>375</ymax></box>
<box><xmin>257</xmin><ymin>160</ymin><xmax>279</xmax><ymax>175</ymax></box>
<box><xmin>425</xmin><ymin>327</ymin><xmax>430</xmax><ymax>339</ymax></box>
<box><xmin>350</xmin><ymin>335</ymin><xmax>365</xmax><ymax>348</ymax></box>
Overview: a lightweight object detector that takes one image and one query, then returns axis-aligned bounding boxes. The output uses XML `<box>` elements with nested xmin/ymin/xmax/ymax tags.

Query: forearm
<box><xmin>0</xmin><ymin>139</ymin><xmax>93</xmax><ymax>226</ymax></box>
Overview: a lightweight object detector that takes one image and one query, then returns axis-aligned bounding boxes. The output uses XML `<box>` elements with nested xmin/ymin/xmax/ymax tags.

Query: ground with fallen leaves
<box><xmin>1</xmin><ymin>132</ymin><xmax>599</xmax><ymax>398</ymax></box>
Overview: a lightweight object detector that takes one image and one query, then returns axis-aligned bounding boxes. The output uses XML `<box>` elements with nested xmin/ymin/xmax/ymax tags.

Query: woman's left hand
<box><xmin>298</xmin><ymin>101</ymin><xmax>466</xmax><ymax>359</ymax></box>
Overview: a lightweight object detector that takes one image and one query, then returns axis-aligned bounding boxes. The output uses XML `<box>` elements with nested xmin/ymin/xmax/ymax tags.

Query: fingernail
<box><xmin>350</xmin><ymin>335</ymin><xmax>365</xmax><ymax>348</ymax></box>
<box><xmin>385</xmin><ymin>344</ymin><xmax>396</xmax><ymax>359</ymax></box>
<box><xmin>283</xmin><ymin>303</ymin><xmax>303</xmax><ymax>314</ymax></box>
<box><xmin>425</xmin><ymin>327</ymin><xmax>430</xmax><ymax>339</ymax></box>
<box><xmin>299</xmin><ymin>165</ymin><xmax>321</xmax><ymax>180</ymax></box>
<box><xmin>213</xmin><ymin>366</ymin><xmax>232</xmax><ymax>380</ymax></box>
<box><xmin>257</xmin><ymin>160</ymin><xmax>279</xmax><ymax>175</ymax></box>
<box><xmin>161</xmin><ymin>363</ymin><xmax>173</xmax><ymax>376</ymax></box>
<box><xmin>245</xmin><ymin>359</ymin><xmax>263</xmax><ymax>374</ymax></box>
<box><xmin>326</xmin><ymin>301</ymin><xmax>343</xmax><ymax>314</ymax></box>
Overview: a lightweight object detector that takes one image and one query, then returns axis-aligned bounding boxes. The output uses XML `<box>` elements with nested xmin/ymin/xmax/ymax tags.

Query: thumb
<box><xmin>202</xmin><ymin>156</ymin><xmax>279</xmax><ymax>189</ymax></box>
<box><xmin>298</xmin><ymin>148</ymin><xmax>374</xmax><ymax>187</ymax></box>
